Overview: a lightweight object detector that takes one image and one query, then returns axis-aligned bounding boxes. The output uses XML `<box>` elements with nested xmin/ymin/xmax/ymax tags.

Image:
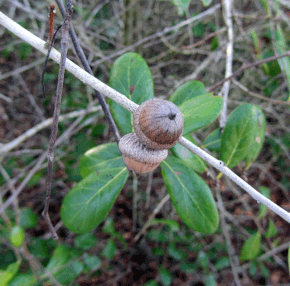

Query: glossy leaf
<box><xmin>203</xmin><ymin>128</ymin><xmax>221</xmax><ymax>151</ymax></box>
<box><xmin>179</xmin><ymin>93</ymin><xmax>223</xmax><ymax>135</ymax></box>
<box><xmin>84</xmin><ymin>254</ymin><xmax>101</xmax><ymax>271</ymax></box>
<box><xmin>75</xmin><ymin>233</ymin><xmax>97</xmax><ymax>250</ymax></box>
<box><xmin>172</xmin><ymin>0</ymin><xmax>191</xmax><ymax>14</ymax></box>
<box><xmin>8</xmin><ymin>274</ymin><xmax>36</xmax><ymax>286</ymax></box>
<box><xmin>46</xmin><ymin>245</ymin><xmax>70</xmax><ymax>274</ymax></box>
<box><xmin>79</xmin><ymin>143</ymin><xmax>124</xmax><ymax>179</ymax></box>
<box><xmin>10</xmin><ymin>226</ymin><xmax>25</xmax><ymax>248</ymax></box>
<box><xmin>171</xmin><ymin>135</ymin><xmax>207</xmax><ymax>173</ymax></box>
<box><xmin>220</xmin><ymin>104</ymin><xmax>265</xmax><ymax>169</ymax></box>
<box><xmin>240</xmin><ymin>232</ymin><xmax>261</xmax><ymax>261</ymax></box>
<box><xmin>265</xmin><ymin>219</ymin><xmax>278</xmax><ymax>238</ymax></box>
<box><xmin>245</xmin><ymin>106</ymin><xmax>266</xmax><ymax>169</ymax></box>
<box><xmin>161</xmin><ymin>156</ymin><xmax>219</xmax><ymax>233</ymax></box>
<box><xmin>20</xmin><ymin>207</ymin><xmax>38</xmax><ymax>229</ymax></box>
<box><xmin>258</xmin><ymin>187</ymin><xmax>270</xmax><ymax>218</ymax></box>
<box><xmin>61</xmin><ymin>167</ymin><xmax>128</xmax><ymax>233</ymax></box>
<box><xmin>102</xmin><ymin>239</ymin><xmax>116</xmax><ymax>260</ymax></box>
<box><xmin>275</xmin><ymin>25</ymin><xmax>290</xmax><ymax>100</ymax></box>
<box><xmin>0</xmin><ymin>262</ymin><xmax>20</xmax><ymax>286</ymax></box>
<box><xmin>169</xmin><ymin>81</ymin><xmax>206</xmax><ymax>106</ymax></box>
<box><xmin>109</xmin><ymin>52</ymin><xmax>154</xmax><ymax>134</ymax></box>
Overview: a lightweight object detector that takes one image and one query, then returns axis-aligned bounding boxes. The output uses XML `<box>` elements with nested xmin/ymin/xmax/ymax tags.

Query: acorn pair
<box><xmin>119</xmin><ymin>99</ymin><xmax>184</xmax><ymax>174</ymax></box>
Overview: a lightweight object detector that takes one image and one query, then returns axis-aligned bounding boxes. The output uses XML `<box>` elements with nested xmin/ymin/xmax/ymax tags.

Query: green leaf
<box><xmin>275</xmin><ymin>25</ymin><xmax>290</xmax><ymax>100</ymax></box>
<box><xmin>54</xmin><ymin>261</ymin><xmax>84</xmax><ymax>285</ymax></box>
<box><xmin>84</xmin><ymin>254</ymin><xmax>101</xmax><ymax>271</ymax></box>
<box><xmin>171</xmin><ymin>135</ymin><xmax>207</xmax><ymax>173</ymax></box>
<box><xmin>168</xmin><ymin>244</ymin><xmax>186</xmax><ymax>260</ymax></box>
<box><xmin>201</xmin><ymin>0</ymin><xmax>213</xmax><ymax>7</ymax></box>
<box><xmin>20</xmin><ymin>208</ymin><xmax>38</xmax><ymax>229</ymax></box>
<box><xmin>148</xmin><ymin>230</ymin><xmax>169</xmax><ymax>242</ymax></box>
<box><xmin>240</xmin><ymin>232</ymin><xmax>261</xmax><ymax>261</ymax></box>
<box><xmin>265</xmin><ymin>219</ymin><xmax>278</xmax><ymax>238</ymax></box>
<box><xmin>0</xmin><ymin>262</ymin><xmax>20</xmax><ymax>286</ymax></box>
<box><xmin>151</xmin><ymin>219</ymin><xmax>180</xmax><ymax>232</ymax></box>
<box><xmin>75</xmin><ymin>233</ymin><xmax>97</xmax><ymax>250</ymax></box>
<box><xmin>61</xmin><ymin>167</ymin><xmax>128</xmax><ymax>233</ymax></box>
<box><xmin>258</xmin><ymin>187</ymin><xmax>270</xmax><ymax>219</ymax></box>
<box><xmin>258</xmin><ymin>261</ymin><xmax>270</xmax><ymax>278</ymax></box>
<box><xmin>172</xmin><ymin>0</ymin><xmax>191</xmax><ymax>14</ymax></box>
<box><xmin>10</xmin><ymin>226</ymin><xmax>25</xmax><ymax>248</ymax></box>
<box><xmin>79</xmin><ymin>143</ymin><xmax>124</xmax><ymax>179</ymax></box>
<box><xmin>203</xmin><ymin>128</ymin><xmax>221</xmax><ymax>151</ymax></box>
<box><xmin>198</xmin><ymin>251</ymin><xmax>209</xmax><ymax>270</ymax></box>
<box><xmin>159</xmin><ymin>267</ymin><xmax>172</xmax><ymax>286</ymax></box>
<box><xmin>179</xmin><ymin>93</ymin><xmax>223</xmax><ymax>135</ymax></box>
<box><xmin>161</xmin><ymin>157</ymin><xmax>219</xmax><ymax>233</ymax></box>
<box><xmin>109</xmin><ymin>52</ymin><xmax>154</xmax><ymax>134</ymax></box>
<box><xmin>220</xmin><ymin>104</ymin><xmax>265</xmax><ymax>169</ymax></box>
<box><xmin>169</xmin><ymin>81</ymin><xmax>206</xmax><ymax>106</ymax></box>
<box><xmin>8</xmin><ymin>274</ymin><xmax>36</xmax><ymax>286</ymax></box>
<box><xmin>205</xmin><ymin>274</ymin><xmax>217</xmax><ymax>286</ymax></box>
<box><xmin>245</xmin><ymin>106</ymin><xmax>266</xmax><ymax>169</ymax></box>
<box><xmin>101</xmin><ymin>239</ymin><xmax>116</xmax><ymax>260</ymax></box>
<box><xmin>46</xmin><ymin>245</ymin><xmax>70</xmax><ymax>274</ymax></box>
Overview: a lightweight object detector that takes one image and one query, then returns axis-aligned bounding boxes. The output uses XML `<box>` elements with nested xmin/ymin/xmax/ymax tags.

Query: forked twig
<box><xmin>42</xmin><ymin>1</ymin><xmax>74</xmax><ymax>240</ymax></box>
<box><xmin>55</xmin><ymin>0</ymin><xmax>120</xmax><ymax>143</ymax></box>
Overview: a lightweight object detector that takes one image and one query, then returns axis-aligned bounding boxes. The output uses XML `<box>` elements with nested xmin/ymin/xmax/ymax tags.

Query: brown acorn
<box><xmin>118</xmin><ymin>133</ymin><xmax>168</xmax><ymax>174</ymax></box>
<box><xmin>133</xmin><ymin>99</ymin><xmax>184</xmax><ymax>150</ymax></box>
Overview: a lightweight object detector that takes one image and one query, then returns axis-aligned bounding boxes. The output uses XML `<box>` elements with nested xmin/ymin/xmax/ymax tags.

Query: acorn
<box><xmin>118</xmin><ymin>133</ymin><xmax>168</xmax><ymax>174</ymax></box>
<box><xmin>133</xmin><ymin>99</ymin><xmax>184</xmax><ymax>150</ymax></box>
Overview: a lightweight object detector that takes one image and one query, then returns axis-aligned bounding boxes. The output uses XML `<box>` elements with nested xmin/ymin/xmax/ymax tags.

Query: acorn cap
<box><xmin>119</xmin><ymin>133</ymin><xmax>168</xmax><ymax>173</ymax></box>
<box><xmin>133</xmin><ymin>99</ymin><xmax>184</xmax><ymax>150</ymax></box>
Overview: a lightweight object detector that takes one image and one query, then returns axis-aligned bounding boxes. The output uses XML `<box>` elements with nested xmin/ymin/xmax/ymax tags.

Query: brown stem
<box><xmin>207</xmin><ymin>50</ymin><xmax>290</xmax><ymax>92</ymax></box>
<box><xmin>55</xmin><ymin>0</ymin><xmax>121</xmax><ymax>143</ymax></box>
<box><xmin>42</xmin><ymin>0</ymin><xmax>74</xmax><ymax>240</ymax></box>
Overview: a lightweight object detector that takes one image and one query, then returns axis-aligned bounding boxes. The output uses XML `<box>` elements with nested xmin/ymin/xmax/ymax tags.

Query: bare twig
<box><xmin>92</xmin><ymin>4</ymin><xmax>221</xmax><ymax>65</ymax></box>
<box><xmin>134</xmin><ymin>194</ymin><xmax>170</xmax><ymax>242</ymax></box>
<box><xmin>207</xmin><ymin>50</ymin><xmax>290</xmax><ymax>92</ymax></box>
<box><xmin>216</xmin><ymin>188</ymin><xmax>242</xmax><ymax>286</ymax></box>
<box><xmin>219</xmin><ymin>0</ymin><xmax>234</xmax><ymax>128</ymax></box>
<box><xmin>44</xmin><ymin>4</ymin><xmax>56</xmax><ymax>49</ymax></box>
<box><xmin>0</xmin><ymin>106</ymin><xmax>101</xmax><ymax>156</ymax></box>
<box><xmin>232</xmin><ymin>79</ymin><xmax>290</xmax><ymax>105</ymax></box>
<box><xmin>55</xmin><ymin>0</ymin><xmax>120</xmax><ymax>143</ymax></box>
<box><xmin>43</xmin><ymin>1</ymin><xmax>74</xmax><ymax>240</ymax></box>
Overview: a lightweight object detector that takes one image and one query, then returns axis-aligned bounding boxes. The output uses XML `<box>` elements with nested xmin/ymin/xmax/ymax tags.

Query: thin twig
<box><xmin>55</xmin><ymin>0</ymin><xmax>120</xmax><ymax>143</ymax></box>
<box><xmin>43</xmin><ymin>1</ymin><xmax>74</xmax><ymax>240</ymax></box>
<box><xmin>216</xmin><ymin>188</ymin><xmax>242</xmax><ymax>286</ymax></box>
<box><xmin>219</xmin><ymin>0</ymin><xmax>234</xmax><ymax>128</ymax></box>
<box><xmin>0</xmin><ymin>106</ymin><xmax>101</xmax><ymax>156</ymax></box>
<box><xmin>92</xmin><ymin>4</ymin><xmax>221</xmax><ymax>65</ymax></box>
<box><xmin>232</xmin><ymin>79</ymin><xmax>290</xmax><ymax>105</ymax></box>
<box><xmin>134</xmin><ymin>194</ymin><xmax>170</xmax><ymax>242</ymax></box>
<box><xmin>44</xmin><ymin>4</ymin><xmax>56</xmax><ymax>49</ymax></box>
<box><xmin>207</xmin><ymin>50</ymin><xmax>290</xmax><ymax>92</ymax></box>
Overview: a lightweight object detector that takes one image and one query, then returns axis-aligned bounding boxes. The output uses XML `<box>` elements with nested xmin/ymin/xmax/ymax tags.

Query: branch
<box><xmin>1</xmin><ymin>11</ymin><xmax>290</xmax><ymax>225</ymax></box>
<box><xmin>219</xmin><ymin>0</ymin><xmax>234</xmax><ymax>128</ymax></box>
<box><xmin>208</xmin><ymin>50</ymin><xmax>290</xmax><ymax>92</ymax></box>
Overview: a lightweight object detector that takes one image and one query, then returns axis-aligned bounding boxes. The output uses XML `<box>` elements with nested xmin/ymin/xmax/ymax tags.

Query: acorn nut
<box><xmin>118</xmin><ymin>133</ymin><xmax>168</xmax><ymax>174</ymax></box>
<box><xmin>133</xmin><ymin>99</ymin><xmax>184</xmax><ymax>150</ymax></box>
